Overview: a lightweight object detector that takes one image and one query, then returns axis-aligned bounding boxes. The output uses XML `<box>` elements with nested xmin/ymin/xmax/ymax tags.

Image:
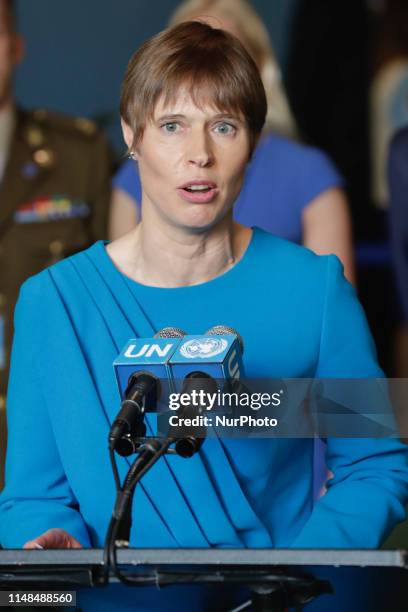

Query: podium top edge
<box><xmin>0</xmin><ymin>548</ymin><xmax>407</xmax><ymax>568</ymax></box>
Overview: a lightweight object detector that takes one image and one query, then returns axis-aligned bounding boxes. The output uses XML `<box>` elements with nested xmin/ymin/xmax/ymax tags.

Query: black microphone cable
<box><xmin>108</xmin><ymin>437</ymin><xmax>173</xmax><ymax>585</ymax></box>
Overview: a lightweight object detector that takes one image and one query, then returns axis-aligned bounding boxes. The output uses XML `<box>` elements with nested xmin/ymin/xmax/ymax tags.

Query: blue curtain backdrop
<box><xmin>13</xmin><ymin>0</ymin><xmax>298</xmax><ymax>152</ymax></box>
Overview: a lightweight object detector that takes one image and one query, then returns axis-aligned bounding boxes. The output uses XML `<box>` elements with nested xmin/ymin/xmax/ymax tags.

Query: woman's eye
<box><xmin>162</xmin><ymin>122</ymin><xmax>180</xmax><ymax>133</ymax></box>
<box><xmin>214</xmin><ymin>122</ymin><xmax>236</xmax><ymax>135</ymax></box>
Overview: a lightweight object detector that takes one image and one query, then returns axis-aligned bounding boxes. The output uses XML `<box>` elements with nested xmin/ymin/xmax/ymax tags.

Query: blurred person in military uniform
<box><xmin>0</xmin><ymin>0</ymin><xmax>112</xmax><ymax>486</ymax></box>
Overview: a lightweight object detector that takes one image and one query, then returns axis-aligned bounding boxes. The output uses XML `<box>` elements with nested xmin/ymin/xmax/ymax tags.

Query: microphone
<box><xmin>206</xmin><ymin>323</ymin><xmax>249</xmax><ymax>395</ymax></box>
<box><xmin>169</xmin><ymin>371</ymin><xmax>218</xmax><ymax>458</ymax></box>
<box><xmin>163</xmin><ymin>326</ymin><xmax>245</xmax><ymax>453</ymax></box>
<box><xmin>207</xmin><ymin>326</ymin><xmax>284</xmax><ymax>434</ymax></box>
<box><xmin>206</xmin><ymin>324</ymin><xmax>244</xmax><ymax>356</ymax></box>
<box><xmin>155</xmin><ymin>327</ymin><xmax>186</xmax><ymax>339</ymax></box>
<box><xmin>169</xmin><ymin>324</ymin><xmax>244</xmax><ymax>388</ymax></box>
<box><xmin>110</xmin><ymin>327</ymin><xmax>186</xmax><ymax>455</ymax></box>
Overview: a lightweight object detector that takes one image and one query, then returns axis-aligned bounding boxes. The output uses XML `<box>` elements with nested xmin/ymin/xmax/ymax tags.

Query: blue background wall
<box><xmin>13</xmin><ymin>0</ymin><xmax>298</xmax><ymax>153</ymax></box>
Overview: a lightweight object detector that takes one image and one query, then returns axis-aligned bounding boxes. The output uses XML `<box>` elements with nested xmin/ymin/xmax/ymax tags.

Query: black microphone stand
<box><xmin>103</xmin><ymin>371</ymin><xmax>329</xmax><ymax>610</ymax></box>
<box><xmin>103</xmin><ymin>435</ymin><xmax>175</xmax><ymax>586</ymax></box>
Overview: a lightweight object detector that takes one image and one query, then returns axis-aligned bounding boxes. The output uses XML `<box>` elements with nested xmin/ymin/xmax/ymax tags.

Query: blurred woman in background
<box><xmin>370</xmin><ymin>0</ymin><xmax>408</xmax><ymax>210</ymax></box>
<box><xmin>109</xmin><ymin>0</ymin><xmax>355</xmax><ymax>283</ymax></box>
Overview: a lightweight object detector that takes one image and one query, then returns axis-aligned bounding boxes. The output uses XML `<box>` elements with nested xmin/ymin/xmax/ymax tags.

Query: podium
<box><xmin>0</xmin><ymin>549</ymin><xmax>407</xmax><ymax>611</ymax></box>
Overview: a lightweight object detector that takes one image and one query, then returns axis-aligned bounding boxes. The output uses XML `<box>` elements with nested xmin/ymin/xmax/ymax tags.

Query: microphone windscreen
<box><xmin>155</xmin><ymin>327</ymin><xmax>186</xmax><ymax>338</ymax></box>
<box><xmin>205</xmin><ymin>325</ymin><xmax>244</xmax><ymax>355</ymax></box>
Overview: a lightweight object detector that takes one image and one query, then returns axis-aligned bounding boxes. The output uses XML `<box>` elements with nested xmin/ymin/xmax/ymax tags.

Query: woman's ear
<box><xmin>121</xmin><ymin>120</ymin><xmax>138</xmax><ymax>160</ymax></box>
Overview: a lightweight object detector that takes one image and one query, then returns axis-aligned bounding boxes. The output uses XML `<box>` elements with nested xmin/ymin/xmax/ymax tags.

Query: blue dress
<box><xmin>1</xmin><ymin>229</ymin><xmax>407</xmax><ymax>610</ymax></box>
<box><xmin>113</xmin><ymin>134</ymin><xmax>343</xmax><ymax>242</ymax></box>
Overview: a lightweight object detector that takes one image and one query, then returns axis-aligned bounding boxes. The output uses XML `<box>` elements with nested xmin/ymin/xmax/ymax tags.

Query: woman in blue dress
<box><xmin>109</xmin><ymin>0</ymin><xmax>355</xmax><ymax>283</ymax></box>
<box><xmin>1</xmin><ymin>20</ymin><xmax>407</xmax><ymax>612</ymax></box>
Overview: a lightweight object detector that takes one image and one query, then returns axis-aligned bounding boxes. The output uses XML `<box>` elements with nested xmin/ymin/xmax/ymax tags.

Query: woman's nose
<box><xmin>188</xmin><ymin>131</ymin><xmax>214</xmax><ymax>167</ymax></box>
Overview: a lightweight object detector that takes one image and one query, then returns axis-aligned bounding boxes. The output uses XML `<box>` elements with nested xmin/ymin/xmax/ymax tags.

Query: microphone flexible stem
<box><xmin>109</xmin><ymin>447</ymin><xmax>121</xmax><ymax>493</ymax></box>
<box><xmin>103</xmin><ymin>437</ymin><xmax>175</xmax><ymax>585</ymax></box>
<box><xmin>112</xmin><ymin>445</ymin><xmax>161</xmax><ymax>544</ymax></box>
<box><xmin>102</xmin><ymin>448</ymin><xmax>151</xmax><ymax>583</ymax></box>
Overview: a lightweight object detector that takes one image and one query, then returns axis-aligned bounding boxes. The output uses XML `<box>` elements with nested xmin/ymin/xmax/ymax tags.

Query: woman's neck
<box><xmin>107</xmin><ymin>216</ymin><xmax>252</xmax><ymax>288</ymax></box>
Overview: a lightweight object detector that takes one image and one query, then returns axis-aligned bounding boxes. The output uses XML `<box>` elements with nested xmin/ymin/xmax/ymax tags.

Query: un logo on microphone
<box><xmin>180</xmin><ymin>337</ymin><xmax>228</xmax><ymax>359</ymax></box>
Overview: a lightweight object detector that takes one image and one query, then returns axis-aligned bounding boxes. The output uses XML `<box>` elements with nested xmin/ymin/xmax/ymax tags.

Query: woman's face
<box><xmin>123</xmin><ymin>90</ymin><xmax>250</xmax><ymax>232</ymax></box>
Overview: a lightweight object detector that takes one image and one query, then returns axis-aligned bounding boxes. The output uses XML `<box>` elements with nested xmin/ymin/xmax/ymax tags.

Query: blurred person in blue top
<box><xmin>0</xmin><ymin>20</ymin><xmax>407</xmax><ymax>612</ymax></box>
<box><xmin>109</xmin><ymin>0</ymin><xmax>355</xmax><ymax>284</ymax></box>
<box><xmin>389</xmin><ymin>126</ymin><xmax>408</xmax><ymax>377</ymax></box>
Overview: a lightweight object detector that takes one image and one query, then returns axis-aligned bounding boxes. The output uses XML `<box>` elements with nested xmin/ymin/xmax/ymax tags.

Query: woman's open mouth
<box><xmin>177</xmin><ymin>180</ymin><xmax>219</xmax><ymax>203</ymax></box>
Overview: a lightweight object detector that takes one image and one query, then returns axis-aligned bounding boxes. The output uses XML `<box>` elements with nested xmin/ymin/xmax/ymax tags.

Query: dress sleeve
<box><xmin>112</xmin><ymin>158</ymin><xmax>142</xmax><ymax>207</ymax></box>
<box><xmin>0</xmin><ymin>277</ymin><xmax>91</xmax><ymax>548</ymax></box>
<box><xmin>290</xmin><ymin>255</ymin><xmax>408</xmax><ymax>548</ymax></box>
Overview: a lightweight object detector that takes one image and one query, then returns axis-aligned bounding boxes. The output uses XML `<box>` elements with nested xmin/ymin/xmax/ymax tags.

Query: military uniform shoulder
<box><xmin>24</xmin><ymin>108</ymin><xmax>99</xmax><ymax>139</ymax></box>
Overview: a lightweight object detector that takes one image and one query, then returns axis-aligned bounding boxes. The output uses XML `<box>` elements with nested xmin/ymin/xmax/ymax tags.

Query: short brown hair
<box><xmin>120</xmin><ymin>21</ymin><xmax>267</xmax><ymax>156</ymax></box>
